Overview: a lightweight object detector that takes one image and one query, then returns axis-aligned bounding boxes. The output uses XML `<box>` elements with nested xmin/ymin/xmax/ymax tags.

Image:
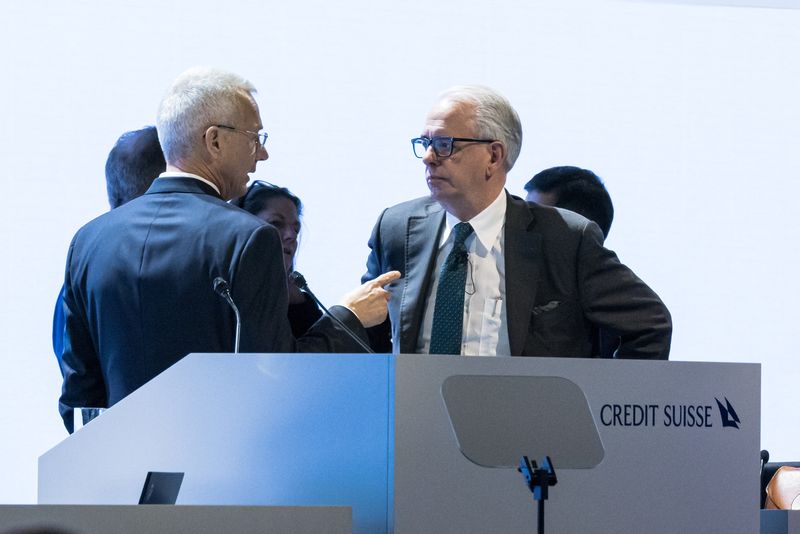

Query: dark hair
<box><xmin>524</xmin><ymin>166</ymin><xmax>614</xmax><ymax>238</ymax></box>
<box><xmin>105</xmin><ymin>126</ymin><xmax>166</xmax><ymax>209</ymax></box>
<box><xmin>231</xmin><ymin>180</ymin><xmax>303</xmax><ymax>217</ymax></box>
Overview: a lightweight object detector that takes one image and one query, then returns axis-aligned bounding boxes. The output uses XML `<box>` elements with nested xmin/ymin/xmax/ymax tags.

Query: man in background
<box><xmin>60</xmin><ymin>67</ymin><xmax>398</xmax><ymax>432</ymax></box>
<box><xmin>363</xmin><ymin>85</ymin><xmax>670</xmax><ymax>359</ymax></box>
<box><xmin>524</xmin><ymin>165</ymin><xmax>614</xmax><ymax>239</ymax></box>
<box><xmin>52</xmin><ymin>126</ymin><xmax>165</xmax><ymax>372</ymax></box>
<box><xmin>104</xmin><ymin>126</ymin><xmax>166</xmax><ymax>210</ymax></box>
<box><xmin>524</xmin><ymin>165</ymin><xmax>619</xmax><ymax>356</ymax></box>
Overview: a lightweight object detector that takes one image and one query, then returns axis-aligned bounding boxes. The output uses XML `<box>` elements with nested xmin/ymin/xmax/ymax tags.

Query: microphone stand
<box><xmin>518</xmin><ymin>455</ymin><xmax>558</xmax><ymax>534</ymax></box>
<box><xmin>228</xmin><ymin>295</ymin><xmax>241</xmax><ymax>354</ymax></box>
<box><xmin>213</xmin><ymin>277</ymin><xmax>240</xmax><ymax>354</ymax></box>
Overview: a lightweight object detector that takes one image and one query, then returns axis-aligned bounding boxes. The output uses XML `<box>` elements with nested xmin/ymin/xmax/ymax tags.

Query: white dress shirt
<box><xmin>158</xmin><ymin>171</ymin><xmax>221</xmax><ymax>196</ymax></box>
<box><xmin>416</xmin><ymin>190</ymin><xmax>510</xmax><ymax>356</ymax></box>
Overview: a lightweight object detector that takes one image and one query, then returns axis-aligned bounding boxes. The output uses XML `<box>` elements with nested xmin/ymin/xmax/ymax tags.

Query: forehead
<box><xmin>260</xmin><ymin>195</ymin><xmax>299</xmax><ymax>217</ymax></box>
<box><xmin>423</xmin><ymin>99</ymin><xmax>476</xmax><ymax>136</ymax></box>
<box><xmin>235</xmin><ymin>92</ymin><xmax>263</xmax><ymax>129</ymax></box>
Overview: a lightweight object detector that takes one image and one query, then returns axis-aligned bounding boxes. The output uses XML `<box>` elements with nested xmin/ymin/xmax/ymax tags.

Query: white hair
<box><xmin>156</xmin><ymin>67</ymin><xmax>257</xmax><ymax>164</ymax></box>
<box><xmin>437</xmin><ymin>85</ymin><xmax>522</xmax><ymax>172</ymax></box>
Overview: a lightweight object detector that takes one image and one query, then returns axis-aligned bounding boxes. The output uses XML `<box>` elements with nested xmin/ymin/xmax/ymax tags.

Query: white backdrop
<box><xmin>1</xmin><ymin>0</ymin><xmax>798</xmax><ymax>503</ymax></box>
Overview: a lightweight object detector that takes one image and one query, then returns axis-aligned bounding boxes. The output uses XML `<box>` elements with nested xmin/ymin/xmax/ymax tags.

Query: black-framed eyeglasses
<box><xmin>215</xmin><ymin>125</ymin><xmax>269</xmax><ymax>148</ymax></box>
<box><xmin>248</xmin><ymin>179</ymin><xmax>280</xmax><ymax>192</ymax></box>
<box><xmin>411</xmin><ymin>136</ymin><xmax>494</xmax><ymax>159</ymax></box>
<box><xmin>233</xmin><ymin>179</ymin><xmax>280</xmax><ymax>205</ymax></box>
<box><xmin>231</xmin><ymin>179</ymin><xmax>301</xmax><ymax>216</ymax></box>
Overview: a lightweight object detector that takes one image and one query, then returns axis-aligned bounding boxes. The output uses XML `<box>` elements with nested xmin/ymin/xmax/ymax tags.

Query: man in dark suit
<box><xmin>363</xmin><ymin>85</ymin><xmax>670</xmax><ymax>358</ymax></box>
<box><xmin>60</xmin><ymin>67</ymin><xmax>399</xmax><ymax>432</ymax></box>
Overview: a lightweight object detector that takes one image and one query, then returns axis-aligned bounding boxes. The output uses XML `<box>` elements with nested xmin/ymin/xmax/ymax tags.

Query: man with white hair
<box><xmin>363</xmin><ymin>85</ymin><xmax>671</xmax><ymax>359</ymax></box>
<box><xmin>60</xmin><ymin>67</ymin><xmax>398</xmax><ymax>432</ymax></box>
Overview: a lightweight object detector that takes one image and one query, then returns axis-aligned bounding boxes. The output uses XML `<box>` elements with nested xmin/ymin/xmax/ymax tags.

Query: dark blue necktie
<box><xmin>429</xmin><ymin>222</ymin><xmax>474</xmax><ymax>355</ymax></box>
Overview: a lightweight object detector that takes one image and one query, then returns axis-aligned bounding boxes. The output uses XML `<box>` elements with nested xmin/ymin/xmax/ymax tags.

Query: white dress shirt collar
<box><xmin>440</xmin><ymin>189</ymin><xmax>507</xmax><ymax>254</ymax></box>
<box><xmin>157</xmin><ymin>171</ymin><xmax>221</xmax><ymax>196</ymax></box>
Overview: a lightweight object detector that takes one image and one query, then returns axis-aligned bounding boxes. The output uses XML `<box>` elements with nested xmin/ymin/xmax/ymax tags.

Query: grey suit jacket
<box><xmin>363</xmin><ymin>192</ymin><xmax>671</xmax><ymax>359</ymax></box>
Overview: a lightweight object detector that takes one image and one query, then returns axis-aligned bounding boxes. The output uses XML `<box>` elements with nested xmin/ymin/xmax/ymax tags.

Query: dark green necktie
<box><xmin>429</xmin><ymin>222</ymin><xmax>474</xmax><ymax>355</ymax></box>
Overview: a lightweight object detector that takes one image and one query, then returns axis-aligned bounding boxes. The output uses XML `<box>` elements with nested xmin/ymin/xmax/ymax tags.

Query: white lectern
<box><xmin>40</xmin><ymin>354</ymin><xmax>760</xmax><ymax>533</ymax></box>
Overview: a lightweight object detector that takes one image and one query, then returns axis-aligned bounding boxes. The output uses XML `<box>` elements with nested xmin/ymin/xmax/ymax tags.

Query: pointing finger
<box><xmin>370</xmin><ymin>270</ymin><xmax>401</xmax><ymax>288</ymax></box>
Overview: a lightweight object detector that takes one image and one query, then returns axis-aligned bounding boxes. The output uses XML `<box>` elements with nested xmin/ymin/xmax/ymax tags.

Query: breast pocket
<box><xmin>478</xmin><ymin>297</ymin><xmax>503</xmax><ymax>355</ymax></box>
<box><xmin>528</xmin><ymin>299</ymin><xmax>588</xmax><ymax>356</ymax></box>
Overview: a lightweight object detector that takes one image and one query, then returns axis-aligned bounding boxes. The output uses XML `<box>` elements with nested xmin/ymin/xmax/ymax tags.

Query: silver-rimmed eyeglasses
<box><xmin>215</xmin><ymin>125</ymin><xmax>269</xmax><ymax>152</ymax></box>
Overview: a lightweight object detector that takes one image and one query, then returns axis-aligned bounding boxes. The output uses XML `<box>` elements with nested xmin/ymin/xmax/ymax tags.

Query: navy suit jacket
<box><xmin>363</xmin><ymin>192</ymin><xmax>671</xmax><ymax>359</ymax></box>
<box><xmin>60</xmin><ymin>177</ymin><xmax>366</xmax><ymax>431</ymax></box>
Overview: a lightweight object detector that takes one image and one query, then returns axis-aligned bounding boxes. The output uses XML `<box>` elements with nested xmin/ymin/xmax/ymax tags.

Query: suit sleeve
<box><xmin>362</xmin><ymin>209</ymin><xmax>393</xmax><ymax>353</ymax></box>
<box><xmin>59</xmin><ymin>241</ymin><xmax>107</xmax><ymax>433</ymax></box>
<box><xmin>232</xmin><ymin>224</ymin><xmax>371</xmax><ymax>354</ymax></box>
<box><xmin>287</xmin><ymin>295</ymin><xmax>323</xmax><ymax>338</ymax></box>
<box><xmin>576</xmin><ymin>221</ymin><xmax>672</xmax><ymax>360</ymax></box>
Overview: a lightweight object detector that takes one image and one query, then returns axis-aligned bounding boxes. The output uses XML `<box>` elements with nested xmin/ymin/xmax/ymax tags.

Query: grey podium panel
<box><xmin>40</xmin><ymin>354</ymin><xmax>760</xmax><ymax>534</ymax></box>
<box><xmin>0</xmin><ymin>505</ymin><xmax>351</xmax><ymax>534</ymax></box>
<box><xmin>394</xmin><ymin>355</ymin><xmax>760</xmax><ymax>534</ymax></box>
<box><xmin>762</xmin><ymin>510</ymin><xmax>800</xmax><ymax>534</ymax></box>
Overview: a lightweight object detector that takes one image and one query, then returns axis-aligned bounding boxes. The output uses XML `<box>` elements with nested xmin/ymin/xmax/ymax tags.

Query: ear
<box><xmin>486</xmin><ymin>141</ymin><xmax>506</xmax><ymax>177</ymax></box>
<box><xmin>204</xmin><ymin>126</ymin><xmax>222</xmax><ymax>158</ymax></box>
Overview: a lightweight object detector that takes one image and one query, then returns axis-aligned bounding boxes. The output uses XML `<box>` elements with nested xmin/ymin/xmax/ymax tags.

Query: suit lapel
<box><xmin>504</xmin><ymin>194</ymin><xmax>541</xmax><ymax>356</ymax></box>
<box><xmin>399</xmin><ymin>203</ymin><xmax>444</xmax><ymax>353</ymax></box>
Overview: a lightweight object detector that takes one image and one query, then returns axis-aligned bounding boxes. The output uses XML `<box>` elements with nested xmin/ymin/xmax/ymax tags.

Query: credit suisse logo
<box><xmin>599</xmin><ymin>397</ymin><xmax>741</xmax><ymax>429</ymax></box>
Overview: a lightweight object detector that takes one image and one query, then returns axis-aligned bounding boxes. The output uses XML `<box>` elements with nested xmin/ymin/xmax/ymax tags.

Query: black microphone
<box><xmin>289</xmin><ymin>271</ymin><xmax>374</xmax><ymax>354</ymax></box>
<box><xmin>213</xmin><ymin>277</ymin><xmax>241</xmax><ymax>354</ymax></box>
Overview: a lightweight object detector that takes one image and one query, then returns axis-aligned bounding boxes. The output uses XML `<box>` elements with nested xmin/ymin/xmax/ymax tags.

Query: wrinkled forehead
<box><xmin>423</xmin><ymin>98</ymin><xmax>477</xmax><ymax>136</ymax></box>
<box><xmin>231</xmin><ymin>90</ymin><xmax>262</xmax><ymax>127</ymax></box>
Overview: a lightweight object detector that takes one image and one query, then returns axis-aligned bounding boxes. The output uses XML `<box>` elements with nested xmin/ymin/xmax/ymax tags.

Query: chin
<box><xmin>427</xmin><ymin>186</ymin><xmax>449</xmax><ymax>203</ymax></box>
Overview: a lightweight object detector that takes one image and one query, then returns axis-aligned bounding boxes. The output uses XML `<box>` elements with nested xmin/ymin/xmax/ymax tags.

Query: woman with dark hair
<box><xmin>232</xmin><ymin>180</ymin><xmax>322</xmax><ymax>337</ymax></box>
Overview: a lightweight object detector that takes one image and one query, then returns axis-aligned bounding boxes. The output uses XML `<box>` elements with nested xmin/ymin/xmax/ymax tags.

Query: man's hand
<box><xmin>339</xmin><ymin>271</ymin><xmax>401</xmax><ymax>328</ymax></box>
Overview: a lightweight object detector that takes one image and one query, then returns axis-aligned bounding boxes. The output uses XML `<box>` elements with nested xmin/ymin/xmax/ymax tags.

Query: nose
<box><xmin>256</xmin><ymin>143</ymin><xmax>268</xmax><ymax>162</ymax></box>
<box><xmin>422</xmin><ymin>144</ymin><xmax>439</xmax><ymax>166</ymax></box>
<box><xmin>282</xmin><ymin>227</ymin><xmax>298</xmax><ymax>246</ymax></box>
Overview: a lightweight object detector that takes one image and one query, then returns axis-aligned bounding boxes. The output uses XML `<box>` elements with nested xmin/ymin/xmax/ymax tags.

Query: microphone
<box><xmin>213</xmin><ymin>277</ymin><xmax>240</xmax><ymax>354</ymax></box>
<box><xmin>289</xmin><ymin>271</ymin><xmax>374</xmax><ymax>354</ymax></box>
